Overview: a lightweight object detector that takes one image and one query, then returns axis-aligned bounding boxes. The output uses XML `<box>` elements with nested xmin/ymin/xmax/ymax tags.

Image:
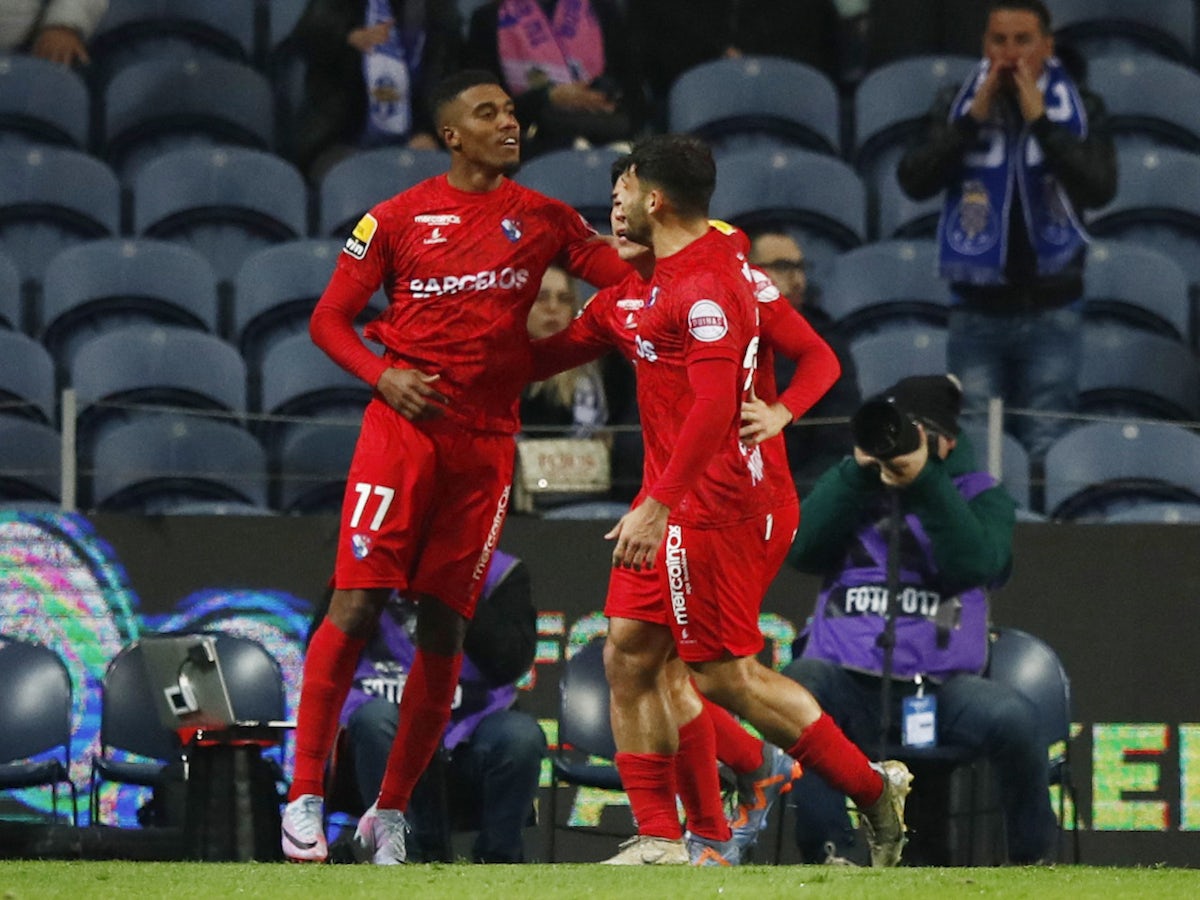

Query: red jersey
<box><xmin>333</xmin><ymin>174</ymin><xmax>627</xmax><ymax>433</ymax></box>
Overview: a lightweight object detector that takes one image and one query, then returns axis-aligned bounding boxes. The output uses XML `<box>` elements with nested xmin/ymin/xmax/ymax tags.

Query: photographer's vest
<box><xmin>802</xmin><ymin>472</ymin><xmax>996</xmax><ymax>682</ymax></box>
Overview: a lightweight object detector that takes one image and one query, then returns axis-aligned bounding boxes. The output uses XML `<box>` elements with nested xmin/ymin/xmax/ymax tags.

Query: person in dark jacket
<box><xmin>782</xmin><ymin>374</ymin><xmax>1057</xmax><ymax>865</ymax></box>
<box><xmin>896</xmin><ymin>0</ymin><xmax>1117</xmax><ymax>463</ymax></box>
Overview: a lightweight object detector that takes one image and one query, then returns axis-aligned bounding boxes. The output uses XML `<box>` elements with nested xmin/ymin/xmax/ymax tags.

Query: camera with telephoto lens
<box><xmin>851</xmin><ymin>397</ymin><xmax>922</xmax><ymax>460</ymax></box>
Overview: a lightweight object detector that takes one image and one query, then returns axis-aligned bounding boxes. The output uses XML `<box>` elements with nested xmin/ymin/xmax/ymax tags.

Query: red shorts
<box><xmin>604</xmin><ymin>563</ymin><xmax>668</xmax><ymax>626</ymax></box>
<box><xmin>762</xmin><ymin>500</ymin><xmax>800</xmax><ymax>595</ymax></box>
<box><xmin>661</xmin><ymin>515</ymin><xmax>774</xmax><ymax>663</ymax></box>
<box><xmin>333</xmin><ymin>398</ymin><xmax>515</xmax><ymax>618</ymax></box>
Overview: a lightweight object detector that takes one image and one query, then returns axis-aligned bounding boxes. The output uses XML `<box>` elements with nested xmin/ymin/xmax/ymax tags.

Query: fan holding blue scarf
<box><xmin>897</xmin><ymin>0</ymin><xmax>1116</xmax><ymax>464</ymax></box>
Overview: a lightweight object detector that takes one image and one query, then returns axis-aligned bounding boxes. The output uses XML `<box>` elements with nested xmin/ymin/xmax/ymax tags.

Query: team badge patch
<box><xmin>351</xmin><ymin>533</ymin><xmax>373</xmax><ymax>560</ymax></box>
<box><xmin>687</xmin><ymin>299</ymin><xmax>728</xmax><ymax>342</ymax></box>
<box><xmin>344</xmin><ymin>213</ymin><xmax>378</xmax><ymax>260</ymax></box>
<box><xmin>501</xmin><ymin>217</ymin><xmax>523</xmax><ymax>242</ymax></box>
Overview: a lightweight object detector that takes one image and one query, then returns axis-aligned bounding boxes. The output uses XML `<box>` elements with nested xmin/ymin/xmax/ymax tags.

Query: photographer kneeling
<box><xmin>781</xmin><ymin>374</ymin><xmax>1057</xmax><ymax>866</ymax></box>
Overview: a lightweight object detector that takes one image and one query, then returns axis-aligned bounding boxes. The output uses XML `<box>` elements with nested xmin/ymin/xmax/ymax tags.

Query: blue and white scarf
<box><xmin>937</xmin><ymin>57</ymin><xmax>1089</xmax><ymax>286</ymax></box>
<box><xmin>362</xmin><ymin>0</ymin><xmax>427</xmax><ymax>143</ymax></box>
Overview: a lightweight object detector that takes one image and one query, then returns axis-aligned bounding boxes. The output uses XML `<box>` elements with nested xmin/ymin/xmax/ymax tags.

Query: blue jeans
<box><xmin>346</xmin><ymin>697</ymin><xmax>546</xmax><ymax>862</ymax></box>
<box><xmin>782</xmin><ymin>657</ymin><xmax>1058</xmax><ymax>864</ymax></box>
<box><xmin>947</xmin><ymin>303</ymin><xmax>1082</xmax><ymax>462</ymax></box>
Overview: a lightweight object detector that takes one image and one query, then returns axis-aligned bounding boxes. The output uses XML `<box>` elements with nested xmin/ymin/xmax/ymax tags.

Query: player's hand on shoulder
<box><xmin>377</xmin><ymin>367</ymin><xmax>449</xmax><ymax>421</ymax></box>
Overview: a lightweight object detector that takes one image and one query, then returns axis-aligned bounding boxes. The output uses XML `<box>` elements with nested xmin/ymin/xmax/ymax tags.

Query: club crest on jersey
<box><xmin>501</xmin><ymin>218</ymin><xmax>523</xmax><ymax>242</ymax></box>
<box><xmin>344</xmin><ymin>213</ymin><xmax>378</xmax><ymax>260</ymax></box>
<box><xmin>687</xmin><ymin>299</ymin><xmax>728</xmax><ymax>342</ymax></box>
<box><xmin>351</xmin><ymin>533</ymin><xmax>373</xmax><ymax>559</ymax></box>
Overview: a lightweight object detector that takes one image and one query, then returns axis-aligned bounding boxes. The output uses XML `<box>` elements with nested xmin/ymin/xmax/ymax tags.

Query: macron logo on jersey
<box><xmin>687</xmin><ymin>299</ymin><xmax>729</xmax><ymax>342</ymax></box>
<box><xmin>411</xmin><ymin>267</ymin><xmax>530</xmax><ymax>299</ymax></box>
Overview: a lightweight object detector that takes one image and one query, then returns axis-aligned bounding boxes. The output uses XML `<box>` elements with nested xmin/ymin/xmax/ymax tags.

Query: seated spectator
<box><xmin>291</xmin><ymin>0</ymin><xmax>462</xmax><ymax>179</ymax></box>
<box><xmin>749</xmin><ymin>230</ymin><xmax>859</xmax><ymax>489</ymax></box>
<box><xmin>463</xmin><ymin>0</ymin><xmax>640</xmax><ymax>157</ymax></box>
<box><xmin>782</xmin><ymin>374</ymin><xmax>1057</xmax><ymax>865</ymax></box>
<box><xmin>522</xmin><ymin>265</ymin><xmax>608</xmax><ymax>437</ymax></box>
<box><xmin>332</xmin><ymin>550</ymin><xmax>545</xmax><ymax>863</ymax></box>
<box><xmin>0</xmin><ymin>0</ymin><xmax>108</xmax><ymax>66</ymax></box>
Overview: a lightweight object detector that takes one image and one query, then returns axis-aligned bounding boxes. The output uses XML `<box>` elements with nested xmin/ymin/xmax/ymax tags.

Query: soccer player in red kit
<box><xmin>281</xmin><ymin>69</ymin><xmax>629</xmax><ymax>865</ymax></box>
<box><xmin>534</xmin><ymin>135</ymin><xmax>912</xmax><ymax>867</ymax></box>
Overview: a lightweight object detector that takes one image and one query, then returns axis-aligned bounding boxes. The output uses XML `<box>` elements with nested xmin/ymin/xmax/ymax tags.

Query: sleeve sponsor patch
<box><xmin>687</xmin><ymin>299</ymin><xmax>729</xmax><ymax>342</ymax></box>
<box><xmin>344</xmin><ymin>213</ymin><xmax>378</xmax><ymax>260</ymax></box>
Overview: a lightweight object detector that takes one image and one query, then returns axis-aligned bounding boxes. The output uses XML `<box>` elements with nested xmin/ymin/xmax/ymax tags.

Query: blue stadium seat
<box><xmin>0</xmin><ymin>418</ymin><xmax>60</xmax><ymax>504</ymax></box>
<box><xmin>0</xmin><ymin>55</ymin><xmax>89</xmax><ymax>150</ymax></box>
<box><xmin>1043</xmin><ymin>421</ymin><xmax>1200</xmax><ymax>520</ymax></box>
<box><xmin>1086</xmin><ymin>56</ymin><xmax>1200</xmax><ymax>155</ymax></box>
<box><xmin>515</xmin><ymin>147</ymin><xmax>626</xmax><ymax>230</ymax></box>
<box><xmin>131</xmin><ymin>146</ymin><xmax>308</xmax><ymax>284</ymax></box>
<box><xmin>822</xmin><ymin>240</ymin><xmax>950</xmax><ymax>341</ymax></box>
<box><xmin>0</xmin><ymin>329</ymin><xmax>55</xmax><ymax>424</ymax></box>
<box><xmin>102</xmin><ymin>57</ymin><xmax>275</xmax><ymax>179</ymax></box>
<box><xmin>1078</xmin><ymin>326</ymin><xmax>1200</xmax><ymax>421</ymax></box>
<box><xmin>1082</xmin><ymin>241</ymin><xmax>1190</xmax><ymax>342</ymax></box>
<box><xmin>91</xmin><ymin>415</ymin><xmax>269</xmax><ymax>514</ymax></box>
<box><xmin>0</xmin><ymin>147</ymin><xmax>120</xmax><ymax>288</ymax></box>
<box><xmin>1086</xmin><ymin>148</ymin><xmax>1200</xmax><ymax>289</ymax></box>
<box><xmin>874</xmin><ymin>165</ymin><xmax>942</xmax><ymax>240</ymax></box>
<box><xmin>1103</xmin><ymin>501</ymin><xmax>1200</xmax><ymax>524</ymax></box>
<box><xmin>853</xmin><ymin>55</ymin><xmax>976</xmax><ymax>187</ymax></box>
<box><xmin>274</xmin><ymin>420</ymin><xmax>356</xmax><ymax>513</ymax></box>
<box><xmin>848</xmin><ymin>325</ymin><xmax>948</xmax><ymax>400</ymax></box>
<box><xmin>710</xmin><ymin>146</ymin><xmax>866</xmax><ymax>292</ymax></box>
<box><xmin>39</xmin><ymin>239</ymin><xmax>219</xmax><ymax>378</ymax></box>
<box><xmin>1044</xmin><ymin>0</ymin><xmax>1195</xmax><ymax>64</ymax></box>
<box><xmin>318</xmin><ymin>147</ymin><xmax>449</xmax><ymax>237</ymax></box>
<box><xmin>961</xmin><ymin>426</ymin><xmax>1032</xmax><ymax>511</ymax></box>
<box><xmin>0</xmin><ymin>248</ymin><xmax>18</xmax><ymax>330</ymax></box>
<box><xmin>89</xmin><ymin>0</ymin><xmax>256</xmax><ymax>83</ymax></box>
<box><xmin>668</xmin><ymin>56</ymin><xmax>841</xmax><ymax>157</ymax></box>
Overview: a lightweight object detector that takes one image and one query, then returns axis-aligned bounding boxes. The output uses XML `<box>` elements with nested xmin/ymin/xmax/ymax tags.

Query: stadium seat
<box><xmin>0</xmin><ymin>330</ymin><xmax>55</xmax><ymax>423</ymax></box>
<box><xmin>0</xmin><ymin>54</ymin><xmax>89</xmax><ymax>150</ymax></box>
<box><xmin>874</xmin><ymin>165</ymin><xmax>943</xmax><ymax>240</ymax></box>
<box><xmin>1086</xmin><ymin>56</ymin><xmax>1200</xmax><ymax>155</ymax></box>
<box><xmin>0</xmin><ymin>248</ymin><xmax>19</xmax><ymax>330</ymax></box>
<box><xmin>0</xmin><ymin>418</ymin><xmax>61</xmax><ymax>504</ymax></box>
<box><xmin>318</xmin><ymin>147</ymin><xmax>448</xmax><ymax>237</ymax></box>
<box><xmin>848</xmin><ymin>325</ymin><xmax>948</xmax><ymax>400</ymax></box>
<box><xmin>1103</xmin><ymin>501</ymin><xmax>1200</xmax><ymax>524</ymax></box>
<box><xmin>710</xmin><ymin>146</ymin><xmax>866</xmax><ymax>292</ymax></box>
<box><xmin>1044</xmin><ymin>0</ymin><xmax>1195</xmax><ymax>64</ymax></box>
<box><xmin>0</xmin><ymin>637</ymin><xmax>78</xmax><ymax>825</ymax></box>
<box><xmin>89</xmin><ymin>0</ymin><xmax>256</xmax><ymax>83</ymax></box>
<box><xmin>515</xmin><ymin>147</ymin><xmax>626</xmax><ymax>229</ymax></box>
<box><xmin>1042</xmin><ymin>421</ymin><xmax>1200</xmax><ymax>520</ymax></box>
<box><xmin>1082</xmin><ymin>241</ymin><xmax>1190</xmax><ymax>342</ymax></box>
<box><xmin>91</xmin><ymin>414</ymin><xmax>269</xmax><ymax>513</ymax></box>
<box><xmin>39</xmin><ymin>239</ymin><xmax>219</xmax><ymax>379</ymax></box>
<box><xmin>962</xmin><ymin>426</ymin><xmax>1031</xmax><ymax>511</ymax></box>
<box><xmin>131</xmin><ymin>146</ymin><xmax>308</xmax><ymax>284</ymax></box>
<box><xmin>668</xmin><ymin>56</ymin><xmax>841</xmax><ymax>157</ymax></box>
<box><xmin>274</xmin><ymin>421</ymin><xmax>356</xmax><ymax>513</ymax></box>
<box><xmin>853</xmin><ymin>55</ymin><xmax>976</xmax><ymax>187</ymax></box>
<box><xmin>264</xmin><ymin>0</ymin><xmax>309</xmax><ymax>159</ymax></box>
<box><xmin>101</xmin><ymin>57</ymin><xmax>275</xmax><ymax>179</ymax></box>
<box><xmin>0</xmin><ymin>147</ymin><xmax>120</xmax><ymax>288</ymax></box>
<box><xmin>1087</xmin><ymin>148</ymin><xmax>1200</xmax><ymax>289</ymax></box>
<box><xmin>822</xmin><ymin>240</ymin><xmax>950</xmax><ymax>341</ymax></box>
<box><xmin>1077</xmin><ymin>326</ymin><xmax>1200</xmax><ymax>421</ymax></box>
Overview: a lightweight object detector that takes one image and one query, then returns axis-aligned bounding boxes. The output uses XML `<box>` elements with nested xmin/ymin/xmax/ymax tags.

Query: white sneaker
<box><xmin>281</xmin><ymin>794</ymin><xmax>327</xmax><ymax>862</ymax></box>
<box><xmin>601</xmin><ymin>834</ymin><xmax>689</xmax><ymax>865</ymax></box>
<box><xmin>352</xmin><ymin>801</ymin><xmax>409</xmax><ymax>865</ymax></box>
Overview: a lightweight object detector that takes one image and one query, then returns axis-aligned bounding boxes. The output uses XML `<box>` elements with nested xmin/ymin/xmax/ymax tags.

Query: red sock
<box><xmin>288</xmin><ymin>618</ymin><xmax>367</xmax><ymax>801</ymax></box>
<box><xmin>675</xmin><ymin>712</ymin><xmax>731</xmax><ymax>841</ymax></box>
<box><xmin>614</xmin><ymin>752</ymin><xmax>682</xmax><ymax>839</ymax></box>
<box><xmin>702</xmin><ymin>695</ymin><xmax>764</xmax><ymax>775</ymax></box>
<box><xmin>375</xmin><ymin>647</ymin><xmax>462</xmax><ymax>811</ymax></box>
<box><xmin>787</xmin><ymin>713</ymin><xmax>883</xmax><ymax>808</ymax></box>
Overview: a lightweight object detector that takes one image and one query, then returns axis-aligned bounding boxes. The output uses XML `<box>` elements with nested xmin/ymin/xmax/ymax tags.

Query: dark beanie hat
<box><xmin>880</xmin><ymin>374</ymin><xmax>964</xmax><ymax>436</ymax></box>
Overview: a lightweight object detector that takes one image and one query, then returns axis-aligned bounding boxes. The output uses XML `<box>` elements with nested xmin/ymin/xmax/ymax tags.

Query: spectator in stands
<box><xmin>463</xmin><ymin>0</ymin><xmax>641</xmax><ymax>157</ymax></box>
<box><xmin>0</xmin><ymin>0</ymin><xmax>107</xmax><ymax>66</ymax></box>
<box><xmin>749</xmin><ymin>230</ymin><xmax>860</xmax><ymax>490</ymax></box>
<box><xmin>628</xmin><ymin>0</ymin><xmax>841</xmax><ymax>123</ymax></box>
<box><xmin>783</xmin><ymin>373</ymin><xmax>1057</xmax><ymax>866</ymax></box>
<box><xmin>896</xmin><ymin>0</ymin><xmax>1116</xmax><ymax>462</ymax></box>
<box><xmin>291</xmin><ymin>0</ymin><xmax>463</xmax><ymax>179</ymax></box>
<box><xmin>332</xmin><ymin>550</ymin><xmax>544</xmax><ymax>863</ymax></box>
<box><xmin>521</xmin><ymin>265</ymin><xmax>609</xmax><ymax>438</ymax></box>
